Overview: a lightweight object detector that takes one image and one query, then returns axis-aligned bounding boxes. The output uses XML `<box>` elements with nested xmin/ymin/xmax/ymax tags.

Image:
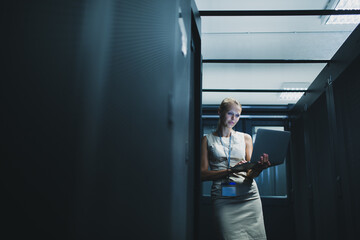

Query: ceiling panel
<box><xmin>202</xmin><ymin>31</ymin><xmax>353</xmax><ymax>59</ymax></box>
<box><xmin>202</xmin><ymin>92</ymin><xmax>304</xmax><ymax>105</ymax></box>
<box><xmin>201</xmin><ymin>16</ymin><xmax>356</xmax><ymax>33</ymax></box>
<box><xmin>195</xmin><ymin>0</ymin><xmax>330</xmax><ymax>10</ymax></box>
<box><xmin>202</xmin><ymin>63</ymin><xmax>325</xmax><ymax>89</ymax></box>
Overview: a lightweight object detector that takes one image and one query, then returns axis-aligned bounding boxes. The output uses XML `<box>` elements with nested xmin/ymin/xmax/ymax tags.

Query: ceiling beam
<box><xmin>202</xmin><ymin>89</ymin><xmax>307</xmax><ymax>93</ymax></box>
<box><xmin>202</xmin><ymin>59</ymin><xmax>330</xmax><ymax>64</ymax></box>
<box><xmin>199</xmin><ymin>9</ymin><xmax>360</xmax><ymax>17</ymax></box>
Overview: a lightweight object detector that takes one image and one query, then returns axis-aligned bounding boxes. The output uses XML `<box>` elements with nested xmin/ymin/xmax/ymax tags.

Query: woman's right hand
<box><xmin>230</xmin><ymin>160</ymin><xmax>251</xmax><ymax>173</ymax></box>
<box><xmin>235</xmin><ymin>160</ymin><xmax>248</xmax><ymax>166</ymax></box>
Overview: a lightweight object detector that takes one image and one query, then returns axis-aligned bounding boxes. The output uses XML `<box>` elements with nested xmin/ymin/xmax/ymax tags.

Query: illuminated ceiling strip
<box><xmin>202</xmin><ymin>59</ymin><xmax>330</xmax><ymax>63</ymax></box>
<box><xmin>199</xmin><ymin>9</ymin><xmax>360</xmax><ymax>16</ymax></box>
<box><xmin>202</xmin><ymin>89</ymin><xmax>307</xmax><ymax>93</ymax></box>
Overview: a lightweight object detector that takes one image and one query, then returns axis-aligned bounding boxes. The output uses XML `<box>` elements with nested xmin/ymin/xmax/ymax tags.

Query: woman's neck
<box><xmin>217</xmin><ymin>127</ymin><xmax>232</xmax><ymax>138</ymax></box>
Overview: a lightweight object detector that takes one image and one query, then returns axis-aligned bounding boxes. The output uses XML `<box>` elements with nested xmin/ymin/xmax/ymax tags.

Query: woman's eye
<box><xmin>227</xmin><ymin>112</ymin><xmax>240</xmax><ymax>118</ymax></box>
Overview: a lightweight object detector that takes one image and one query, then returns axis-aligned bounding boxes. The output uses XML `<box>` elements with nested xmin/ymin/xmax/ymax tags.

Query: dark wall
<box><xmin>1</xmin><ymin>0</ymin><xmax>194</xmax><ymax>239</ymax></box>
<box><xmin>331</xmin><ymin>54</ymin><xmax>360</xmax><ymax>240</ymax></box>
<box><xmin>289</xmin><ymin>115</ymin><xmax>313</xmax><ymax>240</ymax></box>
<box><xmin>290</xmin><ymin>50</ymin><xmax>360</xmax><ymax>240</ymax></box>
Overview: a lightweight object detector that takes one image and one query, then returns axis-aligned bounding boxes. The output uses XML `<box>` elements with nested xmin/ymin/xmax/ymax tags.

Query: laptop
<box><xmin>231</xmin><ymin>129</ymin><xmax>291</xmax><ymax>172</ymax></box>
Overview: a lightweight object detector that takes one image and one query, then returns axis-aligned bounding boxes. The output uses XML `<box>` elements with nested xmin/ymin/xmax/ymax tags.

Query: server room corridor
<box><xmin>1</xmin><ymin>1</ymin><xmax>360</xmax><ymax>240</ymax></box>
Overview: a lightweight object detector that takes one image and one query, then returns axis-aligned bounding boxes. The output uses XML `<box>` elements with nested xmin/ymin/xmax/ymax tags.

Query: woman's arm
<box><xmin>244</xmin><ymin>133</ymin><xmax>271</xmax><ymax>179</ymax></box>
<box><xmin>201</xmin><ymin>136</ymin><xmax>231</xmax><ymax>181</ymax></box>
<box><xmin>244</xmin><ymin>133</ymin><xmax>253</xmax><ymax>163</ymax></box>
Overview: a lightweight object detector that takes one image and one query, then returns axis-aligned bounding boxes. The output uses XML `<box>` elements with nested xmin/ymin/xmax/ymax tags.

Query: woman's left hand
<box><xmin>256</xmin><ymin>153</ymin><xmax>271</xmax><ymax>170</ymax></box>
<box><xmin>243</xmin><ymin>153</ymin><xmax>271</xmax><ymax>180</ymax></box>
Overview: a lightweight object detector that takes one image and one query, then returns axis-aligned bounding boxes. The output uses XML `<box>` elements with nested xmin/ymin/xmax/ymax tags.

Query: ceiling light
<box><xmin>326</xmin><ymin>0</ymin><xmax>360</xmax><ymax>24</ymax></box>
<box><xmin>279</xmin><ymin>88</ymin><xmax>306</xmax><ymax>101</ymax></box>
<box><xmin>279</xmin><ymin>82</ymin><xmax>309</xmax><ymax>101</ymax></box>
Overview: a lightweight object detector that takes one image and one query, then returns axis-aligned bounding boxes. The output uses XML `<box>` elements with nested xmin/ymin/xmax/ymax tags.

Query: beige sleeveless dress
<box><xmin>206</xmin><ymin>131</ymin><xmax>267</xmax><ymax>240</ymax></box>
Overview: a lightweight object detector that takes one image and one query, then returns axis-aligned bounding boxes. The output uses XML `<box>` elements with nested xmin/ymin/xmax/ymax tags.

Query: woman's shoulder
<box><xmin>203</xmin><ymin>132</ymin><xmax>215</xmax><ymax>141</ymax></box>
<box><xmin>233</xmin><ymin>131</ymin><xmax>252</xmax><ymax>140</ymax></box>
<box><xmin>233</xmin><ymin>130</ymin><xmax>244</xmax><ymax>136</ymax></box>
<box><xmin>203</xmin><ymin>132</ymin><xmax>215</xmax><ymax>147</ymax></box>
<box><xmin>206</xmin><ymin>132</ymin><xmax>219</xmax><ymax>138</ymax></box>
<box><xmin>206</xmin><ymin>131</ymin><xmax>223</xmax><ymax>143</ymax></box>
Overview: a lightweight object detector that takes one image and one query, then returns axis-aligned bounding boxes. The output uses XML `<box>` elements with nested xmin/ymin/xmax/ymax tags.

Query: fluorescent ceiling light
<box><xmin>279</xmin><ymin>82</ymin><xmax>308</xmax><ymax>101</ymax></box>
<box><xmin>326</xmin><ymin>0</ymin><xmax>360</xmax><ymax>24</ymax></box>
<box><xmin>279</xmin><ymin>88</ymin><xmax>306</xmax><ymax>101</ymax></box>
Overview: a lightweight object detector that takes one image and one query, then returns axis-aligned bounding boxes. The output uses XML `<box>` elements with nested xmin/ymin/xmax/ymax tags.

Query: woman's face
<box><xmin>221</xmin><ymin>104</ymin><xmax>242</xmax><ymax>128</ymax></box>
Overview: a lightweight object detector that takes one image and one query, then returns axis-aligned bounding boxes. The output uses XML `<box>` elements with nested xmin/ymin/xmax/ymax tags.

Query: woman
<box><xmin>201</xmin><ymin>97</ymin><xmax>270</xmax><ymax>240</ymax></box>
